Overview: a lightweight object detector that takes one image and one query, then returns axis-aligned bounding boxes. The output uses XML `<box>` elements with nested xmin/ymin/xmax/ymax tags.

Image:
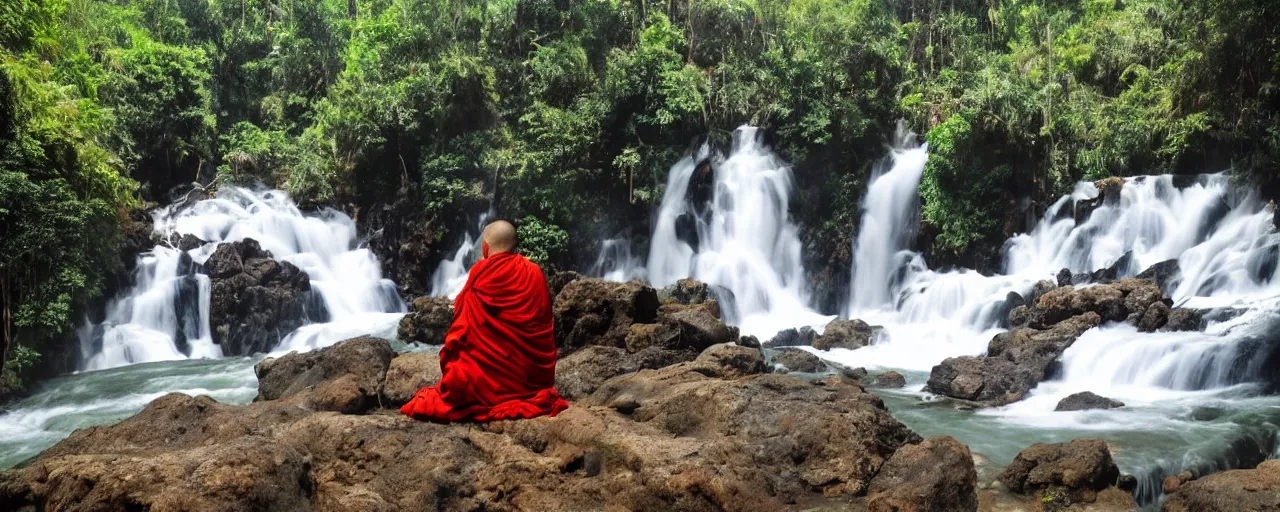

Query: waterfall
<box><xmin>81</xmin><ymin>188</ymin><xmax>406</xmax><ymax>369</ymax></box>
<box><xmin>647</xmin><ymin>126</ymin><xmax>833</xmax><ymax>338</ymax></box>
<box><xmin>429</xmin><ymin>212</ymin><xmax>491</xmax><ymax>299</ymax></box>
<box><xmin>848</xmin><ymin>123</ymin><xmax>930</xmax><ymax>313</ymax></box>
<box><xmin>590</xmin><ymin>238</ymin><xmax>646</xmax><ymax>282</ymax></box>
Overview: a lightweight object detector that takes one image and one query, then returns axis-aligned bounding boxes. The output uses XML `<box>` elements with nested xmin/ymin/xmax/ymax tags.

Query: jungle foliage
<box><xmin>2</xmin><ymin>0</ymin><xmax>1279</xmax><ymax>388</ymax></box>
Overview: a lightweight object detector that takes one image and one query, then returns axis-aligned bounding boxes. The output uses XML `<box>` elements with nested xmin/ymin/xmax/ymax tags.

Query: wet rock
<box><xmin>994</xmin><ymin>291</ymin><xmax>1027</xmax><ymax>328</ymax></box>
<box><xmin>209</xmin><ymin>238</ymin><xmax>311</xmax><ymax>356</ymax></box>
<box><xmin>657</xmin><ymin>278</ymin><xmax>711</xmax><ymax>305</ymax></box>
<box><xmin>553</xmin><ymin>278</ymin><xmax>660</xmax><ymax>353</ymax></box>
<box><xmin>736</xmin><ymin>334</ymin><xmax>761</xmax><ymax>349</ymax></box>
<box><xmin>867</xmin><ymin>436</ymin><xmax>978</xmax><ymax>512</ymax></box>
<box><xmin>692</xmin><ymin>343</ymin><xmax>768</xmax><ymax>378</ymax></box>
<box><xmin>871</xmin><ymin>371</ymin><xmax>907</xmax><ymax>389</ymax></box>
<box><xmin>379</xmin><ymin>351</ymin><xmax>442</xmax><ymax>408</ymax></box>
<box><xmin>998</xmin><ymin>439</ymin><xmax>1122</xmax><ymax>499</ymax></box>
<box><xmin>1162</xmin><ymin>471</ymin><xmax>1198</xmax><ymax>495</ymax></box>
<box><xmin>1057</xmin><ymin>268</ymin><xmax>1074</xmax><ymax>287</ymax></box>
<box><xmin>667</xmin><ymin>303</ymin><xmax>733</xmax><ymax>350</ymax></box>
<box><xmin>1031</xmin><ymin>279</ymin><xmax>1058</xmax><ymax>306</ymax></box>
<box><xmin>1137</xmin><ymin>259</ymin><xmax>1181</xmax><ymax>292</ymax></box>
<box><xmin>176</xmin><ymin>233</ymin><xmax>207</xmax><ymax>251</ymax></box>
<box><xmin>254</xmin><ymin>336</ymin><xmax>394</xmax><ymax>413</ymax></box>
<box><xmin>1138</xmin><ymin>301</ymin><xmax>1171</xmax><ymax>332</ymax></box>
<box><xmin>841</xmin><ymin>366</ymin><xmax>870</xmax><ymax>381</ymax></box>
<box><xmin>1248</xmin><ymin>244</ymin><xmax>1280</xmax><ymax>285</ymax></box>
<box><xmin>928</xmin><ymin>313</ymin><xmax>1101</xmax><ymax>406</ymax></box>
<box><xmin>770</xmin><ymin>348</ymin><xmax>826</xmax><ymax>373</ymax></box>
<box><xmin>397</xmin><ymin>296</ymin><xmax>453</xmax><ymax>345</ymax></box>
<box><xmin>763</xmin><ymin>326</ymin><xmax>819</xmax><ymax>348</ymax></box>
<box><xmin>554</xmin><ymin>345</ymin><xmax>695</xmax><ymax>400</ymax></box>
<box><xmin>546</xmin><ymin>270</ymin><xmax>582</xmax><ymax>300</ymax></box>
<box><xmin>1009</xmin><ymin>305</ymin><xmax>1031</xmax><ymax>327</ymax></box>
<box><xmin>1027</xmin><ymin>278</ymin><xmax>1163</xmax><ymax>329</ymax></box>
<box><xmin>1165</xmin><ymin>308</ymin><xmax>1206</xmax><ymax>331</ymax></box>
<box><xmin>1162</xmin><ymin>460</ymin><xmax>1280</xmax><ymax>512</ymax></box>
<box><xmin>1055</xmin><ymin>391</ymin><xmax>1124</xmax><ymax>412</ymax></box>
<box><xmin>813</xmin><ymin>318</ymin><xmax>877</xmax><ymax>351</ymax></box>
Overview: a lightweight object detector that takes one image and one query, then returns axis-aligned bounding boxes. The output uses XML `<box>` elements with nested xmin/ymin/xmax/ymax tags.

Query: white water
<box><xmin>645</xmin><ymin>126</ymin><xmax>834</xmax><ymax>338</ymax></box>
<box><xmin>80</xmin><ymin>188</ymin><xmax>405</xmax><ymax>369</ymax></box>
<box><xmin>429</xmin><ymin>211</ymin><xmax>491</xmax><ymax>299</ymax></box>
<box><xmin>590</xmin><ymin>238</ymin><xmax>646</xmax><ymax>282</ymax></box>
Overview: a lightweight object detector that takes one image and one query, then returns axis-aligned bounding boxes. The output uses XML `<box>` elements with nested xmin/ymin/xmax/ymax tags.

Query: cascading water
<box><xmin>589</xmin><ymin>238</ymin><xmax>646</xmax><ymax>282</ymax></box>
<box><xmin>429</xmin><ymin>211</ymin><xmax>491</xmax><ymax>299</ymax></box>
<box><xmin>826</xmin><ymin>161</ymin><xmax>1280</xmax><ymax>507</ymax></box>
<box><xmin>80</xmin><ymin>187</ymin><xmax>405</xmax><ymax>366</ymax></box>
<box><xmin>647</xmin><ymin>126</ymin><xmax>833</xmax><ymax>338</ymax></box>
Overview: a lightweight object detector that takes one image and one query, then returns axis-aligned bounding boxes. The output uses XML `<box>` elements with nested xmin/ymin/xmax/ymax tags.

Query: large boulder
<box><xmin>770</xmin><ymin>348</ymin><xmax>827</xmax><ymax>373</ymax></box>
<box><xmin>553</xmin><ymin>345</ymin><xmax>695</xmax><ymax>400</ymax></box>
<box><xmin>1166</xmin><ymin>308</ymin><xmax>1206</xmax><ymax>332</ymax></box>
<box><xmin>397</xmin><ymin>296</ymin><xmax>453</xmax><ymax>345</ymax></box>
<box><xmin>657</xmin><ymin>278</ymin><xmax>710</xmax><ymax>304</ymax></box>
<box><xmin>1162</xmin><ymin>459</ymin><xmax>1280</xmax><ymax>512</ymax></box>
<box><xmin>763</xmin><ymin>326</ymin><xmax>819</xmax><ymax>348</ymax></box>
<box><xmin>1055</xmin><ymin>391</ymin><xmax>1125</xmax><ymax>412</ymax></box>
<box><xmin>1025</xmin><ymin>279</ymin><xmax>1164</xmax><ymax>330</ymax></box>
<box><xmin>379</xmin><ymin>351</ymin><xmax>442</xmax><ymax>408</ymax></box>
<box><xmin>552</xmin><ymin>278</ymin><xmax>659</xmax><ymax>353</ymax></box>
<box><xmin>1137</xmin><ymin>259</ymin><xmax>1181</xmax><ymax>293</ymax></box>
<box><xmin>209</xmin><ymin>238</ymin><xmax>313</xmax><ymax>356</ymax></box>
<box><xmin>871</xmin><ymin>371</ymin><xmax>907</xmax><ymax>389</ymax></box>
<box><xmin>254</xmin><ymin>336</ymin><xmax>395</xmax><ymax>413</ymax></box>
<box><xmin>690</xmin><ymin>343</ymin><xmax>768</xmax><ymax>378</ymax></box>
<box><xmin>813</xmin><ymin>318</ymin><xmax>878</xmax><ymax>351</ymax></box>
<box><xmin>927</xmin><ymin>313</ymin><xmax>1101</xmax><ymax>406</ymax></box>
<box><xmin>998</xmin><ymin>439</ymin><xmax>1122</xmax><ymax>502</ymax></box>
<box><xmin>866</xmin><ymin>436</ymin><xmax>978</xmax><ymax>512</ymax></box>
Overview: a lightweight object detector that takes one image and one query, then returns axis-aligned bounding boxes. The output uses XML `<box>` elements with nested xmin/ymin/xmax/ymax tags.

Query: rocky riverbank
<box><xmin>3</xmin><ymin>277</ymin><xmax>1273</xmax><ymax>511</ymax></box>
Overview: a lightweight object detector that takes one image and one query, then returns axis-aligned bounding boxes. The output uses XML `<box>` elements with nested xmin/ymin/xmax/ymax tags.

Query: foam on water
<box><xmin>80</xmin><ymin>187</ymin><xmax>405</xmax><ymax>370</ymax></box>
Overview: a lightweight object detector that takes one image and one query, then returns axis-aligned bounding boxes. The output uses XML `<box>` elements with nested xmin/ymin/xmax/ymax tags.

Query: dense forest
<box><xmin>1</xmin><ymin>0</ymin><xmax>1278</xmax><ymax>393</ymax></box>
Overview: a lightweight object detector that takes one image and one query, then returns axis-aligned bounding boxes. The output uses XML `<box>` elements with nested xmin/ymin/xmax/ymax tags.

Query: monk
<box><xmin>400</xmin><ymin>220</ymin><xmax>569</xmax><ymax>422</ymax></box>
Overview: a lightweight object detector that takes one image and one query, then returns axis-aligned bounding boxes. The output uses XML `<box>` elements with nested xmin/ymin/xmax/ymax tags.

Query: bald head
<box><xmin>482</xmin><ymin>220</ymin><xmax>517</xmax><ymax>256</ymax></box>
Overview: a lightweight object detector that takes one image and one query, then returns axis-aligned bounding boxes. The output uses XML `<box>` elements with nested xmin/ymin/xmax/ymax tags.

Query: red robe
<box><xmin>400</xmin><ymin>252</ymin><xmax>568</xmax><ymax>422</ymax></box>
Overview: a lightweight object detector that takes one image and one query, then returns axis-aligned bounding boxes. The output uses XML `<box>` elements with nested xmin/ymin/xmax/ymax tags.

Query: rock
<box><xmin>813</xmin><ymin>318</ymin><xmax>878</xmax><ymax>351</ymax></box>
<box><xmin>929</xmin><ymin>313</ymin><xmax>1101</xmax><ymax>406</ymax></box>
<box><xmin>764</xmin><ymin>326</ymin><xmax>819</xmax><ymax>348</ymax></box>
<box><xmin>872</xmin><ymin>371</ymin><xmax>907</xmax><ymax>389</ymax></box>
<box><xmin>1137</xmin><ymin>259</ymin><xmax>1181</xmax><ymax>292</ymax></box>
<box><xmin>1030</xmin><ymin>280</ymin><xmax>1058</xmax><ymax>307</ymax></box>
<box><xmin>552</xmin><ymin>278</ymin><xmax>660</xmax><ymax>353</ymax></box>
<box><xmin>1166</xmin><ymin>308</ymin><xmax>1206</xmax><ymax>331</ymax></box>
<box><xmin>1008</xmin><ymin>305</ymin><xmax>1031</xmax><ymax>327</ymax></box>
<box><xmin>624</xmin><ymin>322</ymin><xmax>681</xmax><ymax>352</ymax></box>
<box><xmin>770</xmin><ymin>348</ymin><xmax>826</xmax><ymax>373</ymax></box>
<box><xmin>841</xmin><ymin>366</ymin><xmax>869</xmax><ymax>381</ymax></box>
<box><xmin>866</xmin><ymin>436</ymin><xmax>978</xmax><ymax>512</ymax></box>
<box><xmin>0</xmin><ymin>336</ymin><xmax>928</xmax><ymax>512</ymax></box>
<box><xmin>545</xmin><ymin>270</ymin><xmax>582</xmax><ymax>300</ymax></box>
<box><xmin>994</xmin><ymin>291</ymin><xmax>1027</xmax><ymax>328</ymax></box>
<box><xmin>379</xmin><ymin>352</ymin><xmax>442</xmax><ymax>408</ymax></box>
<box><xmin>1057</xmin><ymin>268</ymin><xmax>1074</xmax><ymax>287</ymax></box>
<box><xmin>176</xmin><ymin>233</ymin><xmax>207</xmax><ymax>251</ymax></box>
<box><xmin>1027</xmin><ymin>279</ymin><xmax>1163</xmax><ymax>329</ymax></box>
<box><xmin>692</xmin><ymin>343</ymin><xmax>768</xmax><ymax>378</ymax></box>
<box><xmin>1162</xmin><ymin>460</ymin><xmax>1280</xmax><ymax>512</ymax></box>
<box><xmin>1055</xmin><ymin>391</ymin><xmax>1125</xmax><ymax>411</ymax></box>
<box><xmin>208</xmin><ymin>238</ymin><xmax>312</xmax><ymax>356</ymax></box>
<box><xmin>254</xmin><ymin>336</ymin><xmax>394</xmax><ymax>413</ymax></box>
<box><xmin>554</xmin><ymin>345</ymin><xmax>695</xmax><ymax>400</ymax></box>
<box><xmin>736</xmin><ymin>334</ymin><xmax>761</xmax><ymax>349</ymax></box>
<box><xmin>1138</xmin><ymin>301</ymin><xmax>1171</xmax><ymax>332</ymax></box>
<box><xmin>584</xmin><ymin>363</ymin><xmax>922</xmax><ymax>497</ymax></box>
<box><xmin>998</xmin><ymin>439</ymin><xmax>1121</xmax><ymax>499</ymax></box>
<box><xmin>667</xmin><ymin>303</ymin><xmax>733</xmax><ymax>350</ymax></box>
<box><xmin>397</xmin><ymin>296</ymin><xmax>453</xmax><ymax>345</ymax></box>
<box><xmin>657</xmin><ymin>278</ymin><xmax>710</xmax><ymax>305</ymax></box>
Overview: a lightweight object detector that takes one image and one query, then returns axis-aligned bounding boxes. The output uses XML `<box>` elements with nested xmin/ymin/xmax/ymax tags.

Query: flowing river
<box><xmin>2</xmin><ymin>127</ymin><xmax>1278</xmax><ymax>508</ymax></box>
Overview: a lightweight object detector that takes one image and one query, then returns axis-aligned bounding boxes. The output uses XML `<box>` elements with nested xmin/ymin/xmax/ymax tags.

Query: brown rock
<box><xmin>379</xmin><ymin>351</ymin><xmax>442</xmax><ymax>408</ymax></box>
<box><xmin>1055</xmin><ymin>391</ymin><xmax>1125</xmax><ymax>412</ymax></box>
<box><xmin>692</xmin><ymin>343</ymin><xmax>768</xmax><ymax>378</ymax></box>
<box><xmin>397</xmin><ymin>296</ymin><xmax>453</xmax><ymax>345</ymax></box>
<box><xmin>1138</xmin><ymin>301</ymin><xmax>1171</xmax><ymax>332</ymax></box>
<box><xmin>813</xmin><ymin>318</ymin><xmax>878</xmax><ymax>351</ymax></box>
<box><xmin>554</xmin><ymin>345</ymin><xmax>695</xmax><ymax>400</ymax></box>
<box><xmin>553</xmin><ymin>278</ymin><xmax>660</xmax><ymax>352</ymax></box>
<box><xmin>872</xmin><ymin>371</ymin><xmax>907</xmax><ymax>389</ymax></box>
<box><xmin>1165</xmin><ymin>308</ymin><xmax>1206</xmax><ymax>331</ymax></box>
<box><xmin>1162</xmin><ymin>460</ymin><xmax>1280</xmax><ymax>512</ymax></box>
<box><xmin>770</xmin><ymin>347</ymin><xmax>827</xmax><ymax>373</ymax></box>
<box><xmin>998</xmin><ymin>439</ymin><xmax>1121</xmax><ymax>499</ymax></box>
<box><xmin>867</xmin><ymin>436</ymin><xmax>978</xmax><ymax>512</ymax></box>
<box><xmin>254</xmin><ymin>336</ymin><xmax>394</xmax><ymax>413</ymax></box>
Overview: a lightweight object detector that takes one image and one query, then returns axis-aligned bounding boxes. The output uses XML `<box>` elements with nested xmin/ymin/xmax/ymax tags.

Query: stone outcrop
<box><xmin>998</xmin><ymin>439</ymin><xmax>1124</xmax><ymax>504</ymax></box>
<box><xmin>0</xmin><ymin>336</ymin><xmax>939</xmax><ymax>512</ymax></box>
<box><xmin>1055</xmin><ymin>391</ymin><xmax>1124</xmax><ymax>412</ymax></box>
<box><xmin>769</xmin><ymin>347</ymin><xmax>826</xmax><ymax>373</ymax></box>
<box><xmin>871</xmin><ymin>371</ymin><xmax>907</xmax><ymax>389</ymax></box>
<box><xmin>813</xmin><ymin>318</ymin><xmax>879</xmax><ymax>351</ymax></box>
<box><xmin>1022</xmin><ymin>279</ymin><xmax>1164</xmax><ymax>329</ymax></box>
<box><xmin>208</xmin><ymin>238</ymin><xmax>313</xmax><ymax>356</ymax></box>
<box><xmin>927</xmin><ymin>312</ymin><xmax>1101</xmax><ymax>405</ymax></box>
<box><xmin>553</xmin><ymin>345</ymin><xmax>696</xmax><ymax>400</ymax></box>
<box><xmin>763</xmin><ymin>326</ymin><xmax>819</xmax><ymax>348</ymax></box>
<box><xmin>254</xmin><ymin>336</ymin><xmax>395</xmax><ymax>413</ymax></box>
<box><xmin>379</xmin><ymin>351</ymin><xmax>442</xmax><ymax>408</ymax></box>
<box><xmin>1136</xmin><ymin>259</ymin><xmax>1181</xmax><ymax>293</ymax></box>
<box><xmin>1162</xmin><ymin>460</ymin><xmax>1280</xmax><ymax>512</ymax></box>
<box><xmin>866</xmin><ymin>436</ymin><xmax>978</xmax><ymax>512</ymax></box>
<box><xmin>552</xmin><ymin>278</ymin><xmax>660</xmax><ymax>352</ymax></box>
<box><xmin>397</xmin><ymin>296</ymin><xmax>453</xmax><ymax>345</ymax></box>
<box><xmin>1165</xmin><ymin>308</ymin><xmax>1206</xmax><ymax>331</ymax></box>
